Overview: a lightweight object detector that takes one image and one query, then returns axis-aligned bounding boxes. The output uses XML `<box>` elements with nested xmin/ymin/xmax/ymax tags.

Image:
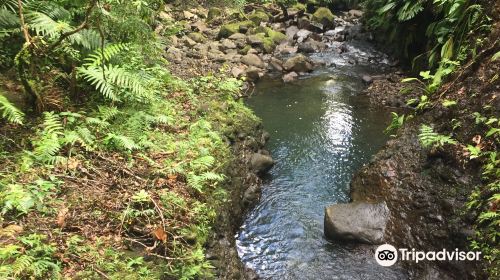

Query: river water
<box><xmin>236</xmin><ymin>40</ymin><xmax>409</xmax><ymax>279</ymax></box>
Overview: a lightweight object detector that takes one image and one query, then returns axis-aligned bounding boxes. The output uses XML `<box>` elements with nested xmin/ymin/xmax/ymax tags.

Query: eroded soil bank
<box><xmin>349</xmin><ymin>35</ymin><xmax>499</xmax><ymax>280</ymax></box>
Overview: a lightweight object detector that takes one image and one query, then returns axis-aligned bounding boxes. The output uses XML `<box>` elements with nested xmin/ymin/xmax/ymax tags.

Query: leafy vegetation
<box><xmin>0</xmin><ymin>0</ymin><xmax>260</xmax><ymax>279</ymax></box>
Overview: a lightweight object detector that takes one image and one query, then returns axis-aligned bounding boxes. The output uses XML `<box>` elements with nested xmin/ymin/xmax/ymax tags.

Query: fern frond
<box><xmin>0</xmin><ymin>0</ymin><xmax>20</xmax><ymax>12</ymax></box>
<box><xmin>98</xmin><ymin>105</ymin><xmax>120</xmax><ymax>121</ymax></box>
<box><xmin>397</xmin><ymin>1</ymin><xmax>424</xmax><ymax>22</ymax></box>
<box><xmin>69</xmin><ymin>28</ymin><xmax>102</xmax><ymax>50</ymax></box>
<box><xmin>12</xmin><ymin>255</ymin><xmax>35</xmax><ymax>276</ymax></box>
<box><xmin>25</xmin><ymin>1</ymin><xmax>71</xmax><ymax>20</ymax></box>
<box><xmin>0</xmin><ymin>7</ymin><xmax>19</xmax><ymax>27</ymax></box>
<box><xmin>104</xmin><ymin>133</ymin><xmax>140</xmax><ymax>151</ymax></box>
<box><xmin>77</xmin><ymin>65</ymin><xmax>119</xmax><ymax>100</ymax></box>
<box><xmin>32</xmin><ymin>112</ymin><xmax>64</xmax><ymax>164</ymax></box>
<box><xmin>418</xmin><ymin>124</ymin><xmax>457</xmax><ymax>148</ymax></box>
<box><xmin>83</xmin><ymin>43</ymin><xmax>128</xmax><ymax>67</ymax></box>
<box><xmin>0</xmin><ymin>95</ymin><xmax>24</xmax><ymax>124</ymax></box>
<box><xmin>26</xmin><ymin>11</ymin><xmax>71</xmax><ymax>38</ymax></box>
<box><xmin>78</xmin><ymin>64</ymin><xmax>151</xmax><ymax>101</ymax></box>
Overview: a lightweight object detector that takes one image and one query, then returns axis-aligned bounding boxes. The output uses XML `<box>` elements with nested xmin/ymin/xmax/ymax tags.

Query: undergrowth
<box><xmin>0</xmin><ymin>0</ymin><xmax>260</xmax><ymax>279</ymax></box>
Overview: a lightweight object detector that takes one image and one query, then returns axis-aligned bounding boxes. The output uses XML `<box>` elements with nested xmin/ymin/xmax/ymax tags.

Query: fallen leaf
<box><xmin>57</xmin><ymin>207</ymin><xmax>69</xmax><ymax>228</ymax></box>
<box><xmin>67</xmin><ymin>158</ymin><xmax>80</xmax><ymax>169</ymax></box>
<box><xmin>0</xmin><ymin>225</ymin><xmax>23</xmax><ymax>238</ymax></box>
<box><xmin>152</xmin><ymin>227</ymin><xmax>167</xmax><ymax>243</ymax></box>
<box><xmin>472</xmin><ymin>135</ymin><xmax>482</xmax><ymax>145</ymax></box>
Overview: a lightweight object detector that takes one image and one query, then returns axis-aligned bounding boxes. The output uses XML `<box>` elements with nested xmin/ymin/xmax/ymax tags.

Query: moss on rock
<box><xmin>312</xmin><ymin>7</ymin><xmax>335</xmax><ymax>26</ymax></box>
<box><xmin>254</xmin><ymin>33</ymin><xmax>275</xmax><ymax>54</ymax></box>
<box><xmin>207</xmin><ymin>7</ymin><xmax>222</xmax><ymax>21</ymax></box>
<box><xmin>267</xmin><ymin>30</ymin><xmax>287</xmax><ymax>44</ymax></box>
<box><xmin>239</xmin><ymin>45</ymin><xmax>252</xmax><ymax>55</ymax></box>
<box><xmin>218</xmin><ymin>20</ymin><xmax>255</xmax><ymax>38</ymax></box>
<box><xmin>248</xmin><ymin>10</ymin><xmax>270</xmax><ymax>25</ymax></box>
<box><xmin>188</xmin><ymin>32</ymin><xmax>206</xmax><ymax>43</ymax></box>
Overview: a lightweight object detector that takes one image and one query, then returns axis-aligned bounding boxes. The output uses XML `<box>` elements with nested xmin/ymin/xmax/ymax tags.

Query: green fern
<box><xmin>83</xmin><ymin>43</ymin><xmax>128</xmax><ymax>67</ymax></box>
<box><xmin>104</xmin><ymin>133</ymin><xmax>140</xmax><ymax>151</ymax></box>
<box><xmin>397</xmin><ymin>1</ymin><xmax>424</xmax><ymax>21</ymax></box>
<box><xmin>0</xmin><ymin>95</ymin><xmax>24</xmax><ymax>124</ymax></box>
<box><xmin>78</xmin><ymin>62</ymin><xmax>151</xmax><ymax>102</ymax></box>
<box><xmin>32</xmin><ymin>112</ymin><xmax>64</xmax><ymax>164</ymax></box>
<box><xmin>418</xmin><ymin>124</ymin><xmax>457</xmax><ymax>148</ymax></box>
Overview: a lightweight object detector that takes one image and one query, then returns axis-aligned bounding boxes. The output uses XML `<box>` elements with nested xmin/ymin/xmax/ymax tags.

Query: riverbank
<box><xmin>343</xmin><ymin>18</ymin><xmax>499</xmax><ymax>280</ymax></box>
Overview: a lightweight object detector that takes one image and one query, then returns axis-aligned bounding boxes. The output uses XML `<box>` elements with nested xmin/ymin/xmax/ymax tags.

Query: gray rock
<box><xmin>231</xmin><ymin>66</ymin><xmax>246</xmax><ymax>78</ymax></box>
<box><xmin>269</xmin><ymin>57</ymin><xmax>283</xmax><ymax>72</ymax></box>
<box><xmin>282</xmin><ymin>72</ymin><xmax>298</xmax><ymax>83</ymax></box>
<box><xmin>243</xmin><ymin>185</ymin><xmax>260</xmax><ymax>205</ymax></box>
<box><xmin>324</xmin><ymin>202</ymin><xmax>390</xmax><ymax>244</ymax></box>
<box><xmin>282</xmin><ymin>54</ymin><xmax>314</xmax><ymax>73</ymax></box>
<box><xmin>166</xmin><ymin>47</ymin><xmax>182</xmax><ymax>63</ymax></box>
<box><xmin>250</xmin><ymin>153</ymin><xmax>274</xmax><ymax>173</ymax></box>
<box><xmin>362</xmin><ymin>75</ymin><xmax>373</xmax><ymax>84</ymax></box>
<box><xmin>297</xmin><ymin>17</ymin><xmax>311</xmax><ymax>30</ymax></box>
<box><xmin>221</xmin><ymin>39</ymin><xmax>236</xmax><ymax>49</ymax></box>
<box><xmin>295</xmin><ymin>29</ymin><xmax>312</xmax><ymax>43</ymax></box>
<box><xmin>183</xmin><ymin>36</ymin><xmax>197</xmax><ymax>47</ymax></box>
<box><xmin>245</xmin><ymin>66</ymin><xmax>262</xmax><ymax>82</ymax></box>
<box><xmin>306</xmin><ymin>21</ymin><xmax>324</xmax><ymax>33</ymax></box>
<box><xmin>229</xmin><ymin>33</ymin><xmax>247</xmax><ymax>40</ymax></box>
<box><xmin>191</xmin><ymin>21</ymin><xmax>208</xmax><ymax>33</ymax></box>
<box><xmin>298</xmin><ymin>39</ymin><xmax>327</xmax><ymax>53</ymax></box>
<box><xmin>276</xmin><ymin>44</ymin><xmax>298</xmax><ymax>55</ymax></box>
<box><xmin>348</xmin><ymin>9</ymin><xmax>364</xmax><ymax>18</ymax></box>
<box><xmin>241</xmin><ymin>53</ymin><xmax>265</xmax><ymax>68</ymax></box>
<box><xmin>285</xmin><ymin>25</ymin><xmax>299</xmax><ymax>40</ymax></box>
<box><xmin>207</xmin><ymin>49</ymin><xmax>225</xmax><ymax>61</ymax></box>
<box><xmin>247</xmin><ymin>34</ymin><xmax>264</xmax><ymax>47</ymax></box>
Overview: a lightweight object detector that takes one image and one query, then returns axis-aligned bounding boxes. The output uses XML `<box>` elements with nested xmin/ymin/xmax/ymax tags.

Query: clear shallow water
<box><xmin>236</xmin><ymin>42</ymin><xmax>409</xmax><ymax>279</ymax></box>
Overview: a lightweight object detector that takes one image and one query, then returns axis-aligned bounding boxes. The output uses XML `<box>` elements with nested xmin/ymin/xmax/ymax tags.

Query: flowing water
<box><xmin>236</xmin><ymin>40</ymin><xmax>409</xmax><ymax>279</ymax></box>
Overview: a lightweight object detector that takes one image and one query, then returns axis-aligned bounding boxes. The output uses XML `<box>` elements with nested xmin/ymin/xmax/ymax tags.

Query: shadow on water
<box><xmin>236</xmin><ymin>41</ymin><xmax>409</xmax><ymax>279</ymax></box>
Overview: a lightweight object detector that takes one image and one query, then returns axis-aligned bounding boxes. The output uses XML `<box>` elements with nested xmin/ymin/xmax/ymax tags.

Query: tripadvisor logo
<box><xmin>374</xmin><ymin>244</ymin><xmax>482</xmax><ymax>267</ymax></box>
<box><xmin>375</xmin><ymin>244</ymin><xmax>398</xmax><ymax>266</ymax></box>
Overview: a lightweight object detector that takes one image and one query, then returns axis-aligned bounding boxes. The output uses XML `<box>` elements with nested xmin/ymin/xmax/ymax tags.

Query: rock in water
<box><xmin>312</xmin><ymin>7</ymin><xmax>335</xmax><ymax>29</ymax></box>
<box><xmin>250</xmin><ymin>153</ymin><xmax>274</xmax><ymax>174</ymax></box>
<box><xmin>282</xmin><ymin>54</ymin><xmax>314</xmax><ymax>73</ymax></box>
<box><xmin>282</xmin><ymin>72</ymin><xmax>298</xmax><ymax>83</ymax></box>
<box><xmin>324</xmin><ymin>202</ymin><xmax>390</xmax><ymax>244</ymax></box>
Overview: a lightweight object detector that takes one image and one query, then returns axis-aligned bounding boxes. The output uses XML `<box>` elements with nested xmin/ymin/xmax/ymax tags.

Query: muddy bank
<box><xmin>346</xmin><ymin>37</ymin><xmax>500</xmax><ymax>279</ymax></box>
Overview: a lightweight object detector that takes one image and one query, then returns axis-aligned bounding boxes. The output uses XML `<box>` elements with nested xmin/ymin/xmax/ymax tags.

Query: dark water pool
<box><xmin>236</xmin><ymin>42</ymin><xmax>409</xmax><ymax>279</ymax></box>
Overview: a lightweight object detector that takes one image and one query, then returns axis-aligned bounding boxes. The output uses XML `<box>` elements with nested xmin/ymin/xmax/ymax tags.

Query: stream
<box><xmin>236</xmin><ymin>39</ymin><xmax>409</xmax><ymax>279</ymax></box>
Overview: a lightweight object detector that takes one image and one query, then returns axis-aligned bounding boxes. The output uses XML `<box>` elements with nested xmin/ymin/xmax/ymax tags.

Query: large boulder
<box><xmin>312</xmin><ymin>7</ymin><xmax>335</xmax><ymax>29</ymax></box>
<box><xmin>247</xmin><ymin>33</ymin><xmax>275</xmax><ymax>54</ymax></box>
<box><xmin>282</xmin><ymin>54</ymin><xmax>314</xmax><ymax>73</ymax></box>
<box><xmin>250</xmin><ymin>153</ymin><xmax>274</xmax><ymax>174</ymax></box>
<box><xmin>241</xmin><ymin>53</ymin><xmax>265</xmax><ymax>68</ymax></box>
<box><xmin>218</xmin><ymin>21</ymin><xmax>254</xmax><ymax>38</ymax></box>
<box><xmin>207</xmin><ymin>7</ymin><xmax>222</xmax><ymax>21</ymax></box>
<box><xmin>285</xmin><ymin>25</ymin><xmax>299</xmax><ymax>40</ymax></box>
<box><xmin>248</xmin><ymin>10</ymin><xmax>270</xmax><ymax>25</ymax></box>
<box><xmin>324</xmin><ymin>202</ymin><xmax>390</xmax><ymax>244</ymax></box>
<box><xmin>298</xmin><ymin>38</ymin><xmax>327</xmax><ymax>53</ymax></box>
<box><xmin>187</xmin><ymin>32</ymin><xmax>206</xmax><ymax>43</ymax></box>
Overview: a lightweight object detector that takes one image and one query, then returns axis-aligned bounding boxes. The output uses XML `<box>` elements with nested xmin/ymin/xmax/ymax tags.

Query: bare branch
<box><xmin>48</xmin><ymin>0</ymin><xmax>98</xmax><ymax>51</ymax></box>
<box><xmin>17</xmin><ymin>0</ymin><xmax>30</xmax><ymax>43</ymax></box>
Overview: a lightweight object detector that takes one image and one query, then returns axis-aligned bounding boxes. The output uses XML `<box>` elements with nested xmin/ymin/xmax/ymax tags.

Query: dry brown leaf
<box><xmin>152</xmin><ymin>227</ymin><xmax>167</xmax><ymax>243</ymax></box>
<box><xmin>67</xmin><ymin>157</ymin><xmax>80</xmax><ymax>169</ymax></box>
<box><xmin>0</xmin><ymin>225</ymin><xmax>23</xmax><ymax>238</ymax></box>
<box><xmin>57</xmin><ymin>207</ymin><xmax>69</xmax><ymax>228</ymax></box>
<box><xmin>472</xmin><ymin>135</ymin><xmax>482</xmax><ymax>145</ymax></box>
